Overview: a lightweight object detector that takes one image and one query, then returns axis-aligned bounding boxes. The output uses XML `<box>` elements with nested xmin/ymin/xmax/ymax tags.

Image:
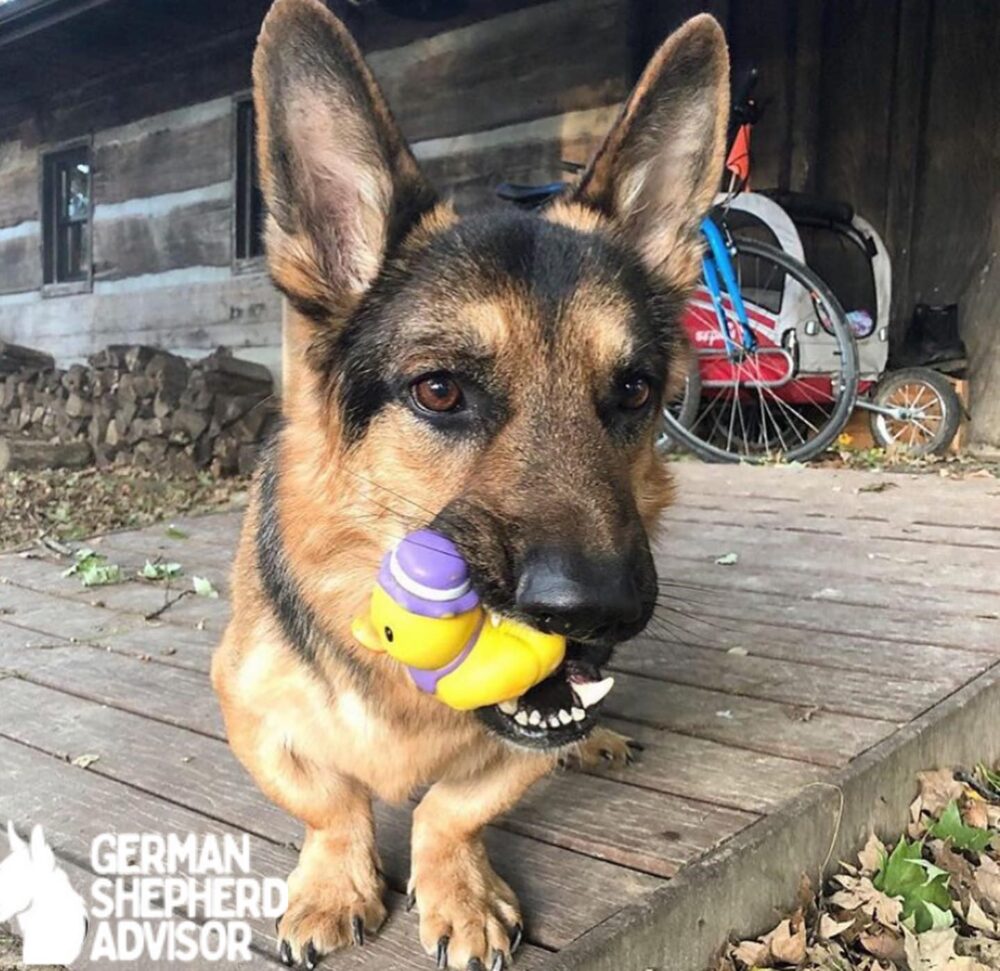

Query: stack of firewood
<box><xmin>0</xmin><ymin>340</ymin><xmax>278</xmax><ymax>475</ymax></box>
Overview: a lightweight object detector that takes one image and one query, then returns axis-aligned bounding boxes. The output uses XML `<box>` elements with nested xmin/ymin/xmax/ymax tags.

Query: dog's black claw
<box><xmin>510</xmin><ymin>925</ymin><xmax>523</xmax><ymax>953</ymax></box>
<box><xmin>436</xmin><ymin>936</ymin><xmax>450</xmax><ymax>969</ymax></box>
<box><xmin>601</xmin><ymin>749</ymin><xmax>614</xmax><ymax>761</ymax></box>
<box><xmin>467</xmin><ymin>959</ymin><xmax>485</xmax><ymax>971</ymax></box>
<box><xmin>490</xmin><ymin>950</ymin><xmax>506</xmax><ymax>971</ymax></box>
<box><xmin>352</xmin><ymin>915</ymin><xmax>365</xmax><ymax>947</ymax></box>
<box><xmin>279</xmin><ymin>939</ymin><xmax>294</xmax><ymax>967</ymax></box>
<box><xmin>405</xmin><ymin>890</ymin><xmax>417</xmax><ymax>912</ymax></box>
<box><xmin>304</xmin><ymin>941</ymin><xmax>320</xmax><ymax>970</ymax></box>
<box><xmin>626</xmin><ymin>739</ymin><xmax>645</xmax><ymax>752</ymax></box>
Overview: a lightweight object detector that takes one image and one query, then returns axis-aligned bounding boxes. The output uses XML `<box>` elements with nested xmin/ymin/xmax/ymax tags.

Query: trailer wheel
<box><xmin>868</xmin><ymin>367</ymin><xmax>962</xmax><ymax>457</ymax></box>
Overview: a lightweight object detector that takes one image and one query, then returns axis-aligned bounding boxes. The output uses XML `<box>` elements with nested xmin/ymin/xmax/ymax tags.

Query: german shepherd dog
<box><xmin>212</xmin><ymin>1</ymin><xmax>728</xmax><ymax>967</ymax></box>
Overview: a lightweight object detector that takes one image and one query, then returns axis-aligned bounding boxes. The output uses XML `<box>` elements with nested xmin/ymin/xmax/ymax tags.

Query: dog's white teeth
<box><xmin>514</xmin><ymin>710</ymin><xmax>529</xmax><ymax>726</ymax></box>
<box><xmin>528</xmin><ymin>710</ymin><xmax>542</xmax><ymax>726</ymax></box>
<box><xmin>548</xmin><ymin>714</ymin><xmax>561</xmax><ymax>728</ymax></box>
<box><xmin>558</xmin><ymin>709</ymin><xmax>572</xmax><ymax>725</ymax></box>
<box><xmin>490</xmin><ymin>611</ymin><xmax>502</xmax><ymax>628</ymax></box>
<box><xmin>573</xmin><ymin>676</ymin><xmax>616</xmax><ymax>709</ymax></box>
<box><xmin>498</xmin><ymin>700</ymin><xmax>518</xmax><ymax>715</ymax></box>
<box><xmin>571</xmin><ymin>707</ymin><xmax>586</xmax><ymax>722</ymax></box>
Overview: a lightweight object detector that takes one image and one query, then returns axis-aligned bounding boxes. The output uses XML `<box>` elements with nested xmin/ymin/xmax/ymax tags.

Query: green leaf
<box><xmin>62</xmin><ymin>547</ymin><xmax>99</xmax><ymax>577</ymax></box>
<box><xmin>192</xmin><ymin>576</ymin><xmax>218</xmax><ymax>599</ymax></box>
<box><xmin>140</xmin><ymin>561</ymin><xmax>183</xmax><ymax>580</ymax></box>
<box><xmin>928</xmin><ymin>800</ymin><xmax>992</xmax><ymax>853</ymax></box>
<box><xmin>79</xmin><ymin>563</ymin><xmax>122</xmax><ymax>587</ymax></box>
<box><xmin>165</xmin><ymin>525</ymin><xmax>189</xmax><ymax>540</ymax></box>
<box><xmin>874</xmin><ymin>837</ymin><xmax>953</xmax><ymax>932</ymax></box>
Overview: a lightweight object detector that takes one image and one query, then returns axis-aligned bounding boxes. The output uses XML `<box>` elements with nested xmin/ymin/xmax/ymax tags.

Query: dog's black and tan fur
<box><xmin>211</xmin><ymin>3</ymin><xmax>729</xmax><ymax>967</ymax></box>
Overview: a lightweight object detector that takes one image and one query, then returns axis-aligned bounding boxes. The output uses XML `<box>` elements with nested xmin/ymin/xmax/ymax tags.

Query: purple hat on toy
<box><xmin>378</xmin><ymin>529</ymin><xmax>480</xmax><ymax>619</ymax></box>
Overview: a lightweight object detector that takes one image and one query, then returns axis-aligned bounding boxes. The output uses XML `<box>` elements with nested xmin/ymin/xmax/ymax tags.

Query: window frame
<box><xmin>39</xmin><ymin>135</ymin><xmax>94</xmax><ymax>298</ymax></box>
<box><xmin>231</xmin><ymin>93</ymin><xmax>266</xmax><ymax>275</ymax></box>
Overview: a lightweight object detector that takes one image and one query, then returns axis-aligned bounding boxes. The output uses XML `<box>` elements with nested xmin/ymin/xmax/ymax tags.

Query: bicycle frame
<box><xmin>700</xmin><ymin>216</ymin><xmax>757</xmax><ymax>355</ymax></box>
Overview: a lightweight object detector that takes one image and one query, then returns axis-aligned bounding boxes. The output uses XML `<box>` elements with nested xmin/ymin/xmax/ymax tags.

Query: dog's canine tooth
<box><xmin>490</xmin><ymin>611</ymin><xmax>502</xmax><ymax>628</ymax></box>
<box><xmin>514</xmin><ymin>710</ymin><xmax>529</xmax><ymax>726</ymax></box>
<box><xmin>571</xmin><ymin>707</ymin><xmax>586</xmax><ymax>722</ymax></box>
<box><xmin>558</xmin><ymin>709</ymin><xmax>572</xmax><ymax>725</ymax></box>
<box><xmin>573</xmin><ymin>676</ymin><xmax>615</xmax><ymax>709</ymax></box>
<box><xmin>498</xmin><ymin>699</ymin><xmax>518</xmax><ymax>715</ymax></box>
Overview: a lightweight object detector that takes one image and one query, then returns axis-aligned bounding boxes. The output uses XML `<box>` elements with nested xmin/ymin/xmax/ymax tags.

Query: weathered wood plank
<box><xmin>0</xmin><ymin>271</ymin><xmax>282</xmax><ymax>364</ymax></box>
<box><xmin>610</xmin><ymin>640</ymin><xmax>954</xmax><ymax>721</ymax></box>
<box><xmin>93</xmin><ymin>196</ymin><xmax>233</xmax><ymax>281</ymax></box>
<box><xmin>0</xmin><ymin>230</ymin><xmax>42</xmax><ymax>294</ymax></box>
<box><xmin>604</xmin><ymin>672</ymin><xmax>898</xmax><ymax>767</ymax></box>
<box><xmin>597</xmin><ymin>716</ymin><xmax>829</xmax><ymax>814</ymax></box>
<box><xmin>0</xmin><ymin>677</ymin><xmax>657</xmax><ymax>951</ymax></box>
<box><xmin>92</xmin><ymin>108</ymin><xmax>232</xmax><ymax>204</ymax></box>
<box><xmin>369</xmin><ymin>0</ymin><xmax>630</xmax><ymax>143</ymax></box>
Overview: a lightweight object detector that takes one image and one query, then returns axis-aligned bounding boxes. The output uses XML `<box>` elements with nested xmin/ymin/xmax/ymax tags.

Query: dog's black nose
<box><xmin>515</xmin><ymin>549</ymin><xmax>642</xmax><ymax>640</ymax></box>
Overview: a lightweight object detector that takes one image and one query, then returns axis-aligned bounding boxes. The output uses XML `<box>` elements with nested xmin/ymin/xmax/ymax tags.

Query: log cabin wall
<box><xmin>0</xmin><ymin>0</ymin><xmax>996</xmax><ymax>441</ymax></box>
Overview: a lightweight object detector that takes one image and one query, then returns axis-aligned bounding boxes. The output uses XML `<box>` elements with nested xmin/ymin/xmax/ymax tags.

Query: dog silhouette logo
<box><xmin>0</xmin><ymin>822</ymin><xmax>88</xmax><ymax>966</ymax></box>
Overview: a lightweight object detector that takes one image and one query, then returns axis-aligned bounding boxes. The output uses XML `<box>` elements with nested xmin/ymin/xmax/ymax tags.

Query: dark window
<box><xmin>42</xmin><ymin>146</ymin><xmax>91</xmax><ymax>285</ymax></box>
<box><xmin>235</xmin><ymin>99</ymin><xmax>265</xmax><ymax>261</ymax></box>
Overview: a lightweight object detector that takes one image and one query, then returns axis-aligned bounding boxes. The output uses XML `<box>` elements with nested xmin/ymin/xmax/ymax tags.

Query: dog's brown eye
<box><xmin>620</xmin><ymin>376</ymin><xmax>651</xmax><ymax>410</ymax></box>
<box><xmin>412</xmin><ymin>374</ymin><xmax>463</xmax><ymax>414</ymax></box>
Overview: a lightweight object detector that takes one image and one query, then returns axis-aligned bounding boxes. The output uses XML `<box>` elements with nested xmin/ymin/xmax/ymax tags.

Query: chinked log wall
<box><xmin>0</xmin><ymin>0</ymin><xmax>633</xmax><ymax>374</ymax></box>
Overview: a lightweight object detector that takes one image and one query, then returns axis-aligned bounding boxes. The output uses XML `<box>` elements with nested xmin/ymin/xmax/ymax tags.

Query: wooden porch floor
<box><xmin>1</xmin><ymin>462</ymin><xmax>998</xmax><ymax>969</ymax></box>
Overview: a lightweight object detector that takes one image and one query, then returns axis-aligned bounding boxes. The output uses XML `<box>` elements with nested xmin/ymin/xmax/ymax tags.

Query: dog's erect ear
<box><xmin>29</xmin><ymin>825</ymin><xmax>55</xmax><ymax>871</ymax></box>
<box><xmin>6</xmin><ymin>820</ymin><xmax>25</xmax><ymax>854</ymax></box>
<box><xmin>574</xmin><ymin>15</ymin><xmax>729</xmax><ymax>288</ymax></box>
<box><xmin>253</xmin><ymin>0</ymin><xmax>436</xmax><ymax>318</ymax></box>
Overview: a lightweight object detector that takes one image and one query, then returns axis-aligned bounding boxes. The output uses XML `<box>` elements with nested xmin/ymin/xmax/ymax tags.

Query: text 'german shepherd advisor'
<box><xmin>212</xmin><ymin>1</ymin><xmax>729</xmax><ymax>967</ymax></box>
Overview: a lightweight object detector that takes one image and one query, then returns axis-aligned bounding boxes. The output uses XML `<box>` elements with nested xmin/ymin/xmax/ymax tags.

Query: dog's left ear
<box><xmin>253</xmin><ymin>0</ymin><xmax>436</xmax><ymax>319</ymax></box>
<box><xmin>574</xmin><ymin>15</ymin><xmax>729</xmax><ymax>288</ymax></box>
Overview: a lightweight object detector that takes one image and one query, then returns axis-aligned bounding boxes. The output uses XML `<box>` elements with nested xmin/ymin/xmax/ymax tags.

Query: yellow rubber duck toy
<box><xmin>351</xmin><ymin>530</ymin><xmax>565</xmax><ymax>710</ymax></box>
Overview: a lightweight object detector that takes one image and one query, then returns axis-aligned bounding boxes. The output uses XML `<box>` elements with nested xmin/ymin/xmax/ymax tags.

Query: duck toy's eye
<box><xmin>384</xmin><ymin>626</ymin><xmax>394</xmax><ymax>643</ymax></box>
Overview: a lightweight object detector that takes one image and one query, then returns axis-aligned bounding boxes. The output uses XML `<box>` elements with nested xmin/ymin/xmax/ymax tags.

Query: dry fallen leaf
<box><xmin>904</xmin><ymin>927</ymin><xmax>991</xmax><ymax>971</ymax></box>
<box><xmin>964</xmin><ymin>896</ymin><xmax>996</xmax><ymax>936</ymax></box>
<box><xmin>974</xmin><ymin>855</ymin><xmax>1000</xmax><ymax>912</ymax></box>
<box><xmin>818</xmin><ymin>913</ymin><xmax>854</xmax><ymax>940</ymax></box>
<box><xmin>860</xmin><ymin>926</ymin><xmax>906</xmax><ymax>964</ymax></box>
<box><xmin>918</xmin><ymin>769</ymin><xmax>965</xmax><ymax>816</ymax></box>
<box><xmin>71</xmin><ymin>752</ymin><xmax>100</xmax><ymax>769</ymax></box>
<box><xmin>963</xmin><ymin>799</ymin><xmax>990</xmax><ymax>831</ymax></box>
<box><xmin>763</xmin><ymin>914</ymin><xmax>807</xmax><ymax>966</ymax></box>
<box><xmin>731</xmin><ymin>938</ymin><xmax>770</xmax><ymax>969</ymax></box>
<box><xmin>859</xmin><ymin>833</ymin><xmax>887</xmax><ymax>873</ymax></box>
<box><xmin>829</xmin><ymin>873</ymin><xmax>904</xmax><ymax>928</ymax></box>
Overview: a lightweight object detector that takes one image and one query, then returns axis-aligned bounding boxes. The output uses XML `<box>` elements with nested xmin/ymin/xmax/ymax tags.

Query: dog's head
<box><xmin>254</xmin><ymin>0</ymin><xmax>728</xmax><ymax>748</ymax></box>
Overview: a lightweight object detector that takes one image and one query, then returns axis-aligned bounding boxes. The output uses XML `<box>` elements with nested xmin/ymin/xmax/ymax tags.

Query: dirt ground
<box><xmin>0</xmin><ymin>466</ymin><xmax>249</xmax><ymax>552</ymax></box>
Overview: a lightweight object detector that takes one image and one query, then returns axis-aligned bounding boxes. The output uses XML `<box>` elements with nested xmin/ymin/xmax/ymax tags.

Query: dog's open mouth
<box><xmin>474</xmin><ymin>654</ymin><xmax>613</xmax><ymax>750</ymax></box>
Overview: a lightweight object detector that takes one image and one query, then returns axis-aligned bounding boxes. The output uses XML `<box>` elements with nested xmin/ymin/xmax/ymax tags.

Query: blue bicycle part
<box><xmin>700</xmin><ymin>216</ymin><xmax>757</xmax><ymax>353</ymax></box>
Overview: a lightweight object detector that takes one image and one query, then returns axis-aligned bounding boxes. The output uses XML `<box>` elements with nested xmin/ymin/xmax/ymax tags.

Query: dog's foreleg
<box><xmin>272</xmin><ymin>773</ymin><xmax>387</xmax><ymax>968</ymax></box>
<box><xmin>409</xmin><ymin>752</ymin><xmax>553</xmax><ymax>969</ymax></box>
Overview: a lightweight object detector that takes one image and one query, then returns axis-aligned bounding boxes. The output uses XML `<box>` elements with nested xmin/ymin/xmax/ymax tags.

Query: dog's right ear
<box><xmin>253</xmin><ymin>0</ymin><xmax>436</xmax><ymax>321</ymax></box>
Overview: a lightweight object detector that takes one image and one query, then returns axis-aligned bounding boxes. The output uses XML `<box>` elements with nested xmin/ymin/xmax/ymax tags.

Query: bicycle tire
<box><xmin>661</xmin><ymin>238</ymin><xmax>859</xmax><ymax>464</ymax></box>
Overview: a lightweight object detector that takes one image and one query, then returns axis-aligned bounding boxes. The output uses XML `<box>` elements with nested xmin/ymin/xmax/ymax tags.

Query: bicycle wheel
<box><xmin>661</xmin><ymin>238</ymin><xmax>859</xmax><ymax>463</ymax></box>
<box><xmin>656</xmin><ymin>354</ymin><xmax>701</xmax><ymax>452</ymax></box>
<box><xmin>868</xmin><ymin>367</ymin><xmax>962</xmax><ymax>457</ymax></box>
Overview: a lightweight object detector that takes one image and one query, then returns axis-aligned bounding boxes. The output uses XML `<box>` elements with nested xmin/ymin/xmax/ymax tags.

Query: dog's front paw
<box><xmin>277</xmin><ymin>846</ymin><xmax>387</xmax><ymax>968</ymax></box>
<box><xmin>559</xmin><ymin>726</ymin><xmax>643</xmax><ymax>771</ymax></box>
<box><xmin>409</xmin><ymin>837</ymin><xmax>522</xmax><ymax>970</ymax></box>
